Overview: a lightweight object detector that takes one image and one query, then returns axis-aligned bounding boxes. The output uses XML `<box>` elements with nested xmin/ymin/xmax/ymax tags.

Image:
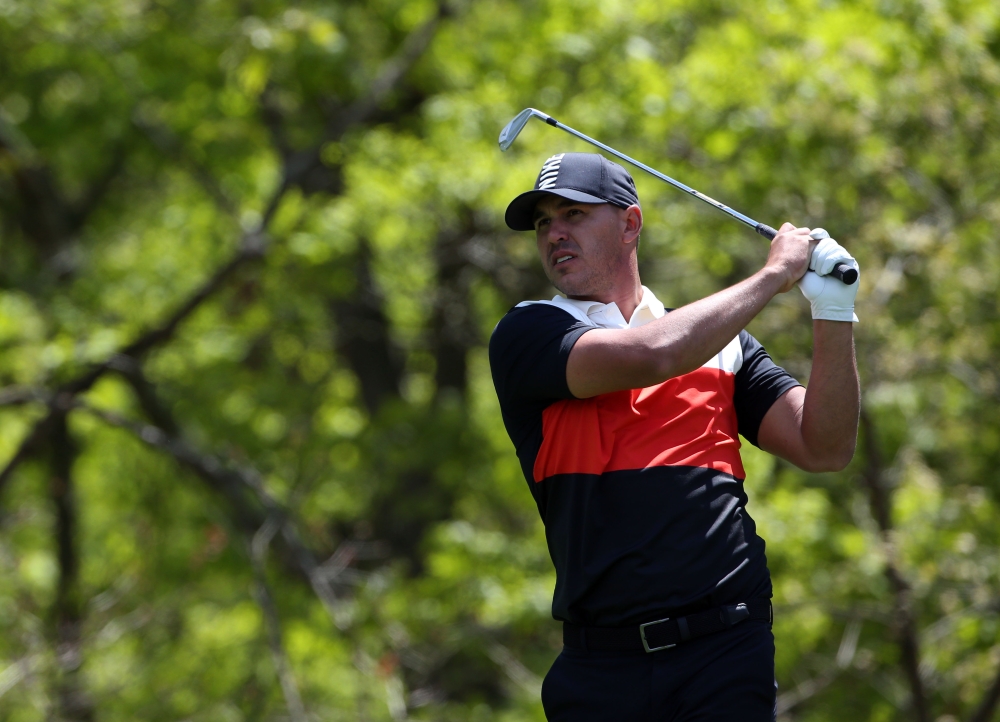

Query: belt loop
<box><xmin>676</xmin><ymin>616</ymin><xmax>691</xmax><ymax>642</ymax></box>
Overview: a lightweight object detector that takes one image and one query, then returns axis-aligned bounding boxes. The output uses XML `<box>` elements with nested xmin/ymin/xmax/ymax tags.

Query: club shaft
<box><xmin>544</xmin><ymin>116</ymin><xmax>857</xmax><ymax>285</ymax></box>
<box><xmin>548</xmin><ymin>118</ymin><xmax>760</xmax><ymax>230</ymax></box>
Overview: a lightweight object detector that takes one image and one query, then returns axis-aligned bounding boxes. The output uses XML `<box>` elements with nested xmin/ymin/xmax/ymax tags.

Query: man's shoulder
<box><xmin>488</xmin><ymin>299</ymin><xmax>590</xmax><ymax>408</ymax></box>
<box><xmin>488</xmin><ymin>299</ymin><xmax>595</xmax><ymax>392</ymax></box>
<box><xmin>490</xmin><ymin>299</ymin><xmax>586</xmax><ymax>343</ymax></box>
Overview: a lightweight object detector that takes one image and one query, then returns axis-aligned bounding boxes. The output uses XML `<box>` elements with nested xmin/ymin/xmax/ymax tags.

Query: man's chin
<box><xmin>550</xmin><ymin>277</ymin><xmax>576</xmax><ymax>296</ymax></box>
<box><xmin>548</xmin><ymin>269</ymin><xmax>606</xmax><ymax>299</ymax></box>
<box><xmin>553</xmin><ymin>279</ymin><xmax>592</xmax><ymax>298</ymax></box>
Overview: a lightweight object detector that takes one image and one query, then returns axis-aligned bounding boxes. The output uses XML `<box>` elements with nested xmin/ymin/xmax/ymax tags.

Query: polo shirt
<box><xmin>488</xmin><ymin>287</ymin><xmax>801</xmax><ymax>627</ymax></box>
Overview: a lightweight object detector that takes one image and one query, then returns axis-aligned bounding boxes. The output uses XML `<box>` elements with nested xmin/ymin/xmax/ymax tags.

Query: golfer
<box><xmin>488</xmin><ymin>153</ymin><xmax>860</xmax><ymax>721</ymax></box>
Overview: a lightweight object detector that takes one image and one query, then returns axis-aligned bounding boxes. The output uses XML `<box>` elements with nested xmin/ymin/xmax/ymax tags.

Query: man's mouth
<box><xmin>554</xmin><ymin>255</ymin><xmax>574</xmax><ymax>265</ymax></box>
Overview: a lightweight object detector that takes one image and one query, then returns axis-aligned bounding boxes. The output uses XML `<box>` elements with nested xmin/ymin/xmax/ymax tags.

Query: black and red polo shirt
<box><xmin>489</xmin><ymin>287</ymin><xmax>801</xmax><ymax>627</ymax></box>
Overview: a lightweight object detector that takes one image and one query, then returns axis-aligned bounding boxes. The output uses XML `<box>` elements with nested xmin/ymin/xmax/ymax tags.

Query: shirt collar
<box><xmin>548</xmin><ymin>286</ymin><xmax>665</xmax><ymax>330</ymax></box>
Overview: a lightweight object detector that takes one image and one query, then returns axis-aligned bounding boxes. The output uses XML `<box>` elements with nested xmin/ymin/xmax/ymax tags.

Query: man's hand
<box><xmin>798</xmin><ymin>231</ymin><xmax>860</xmax><ymax>322</ymax></box>
<box><xmin>765</xmin><ymin>223</ymin><xmax>816</xmax><ymax>292</ymax></box>
<box><xmin>807</xmin><ymin>229</ymin><xmax>858</xmax><ymax>276</ymax></box>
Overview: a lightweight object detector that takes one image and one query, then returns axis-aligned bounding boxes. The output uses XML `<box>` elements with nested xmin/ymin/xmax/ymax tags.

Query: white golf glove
<box><xmin>797</xmin><ymin>228</ymin><xmax>860</xmax><ymax>322</ymax></box>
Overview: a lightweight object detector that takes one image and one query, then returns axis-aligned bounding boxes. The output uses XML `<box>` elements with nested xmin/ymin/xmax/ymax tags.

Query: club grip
<box><xmin>754</xmin><ymin>223</ymin><xmax>857</xmax><ymax>285</ymax></box>
<box><xmin>755</xmin><ymin>223</ymin><xmax>777</xmax><ymax>240</ymax></box>
<box><xmin>831</xmin><ymin>262</ymin><xmax>858</xmax><ymax>285</ymax></box>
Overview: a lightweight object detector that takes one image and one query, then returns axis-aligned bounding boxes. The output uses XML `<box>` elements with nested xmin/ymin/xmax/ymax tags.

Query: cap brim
<box><xmin>504</xmin><ymin>188</ymin><xmax>609</xmax><ymax>231</ymax></box>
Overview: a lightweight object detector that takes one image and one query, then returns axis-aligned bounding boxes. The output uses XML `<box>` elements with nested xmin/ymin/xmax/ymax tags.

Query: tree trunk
<box><xmin>50</xmin><ymin>412</ymin><xmax>94</xmax><ymax>722</ymax></box>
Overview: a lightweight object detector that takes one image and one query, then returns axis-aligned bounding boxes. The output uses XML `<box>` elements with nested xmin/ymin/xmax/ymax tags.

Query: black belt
<box><xmin>563</xmin><ymin>599</ymin><xmax>772</xmax><ymax>654</ymax></box>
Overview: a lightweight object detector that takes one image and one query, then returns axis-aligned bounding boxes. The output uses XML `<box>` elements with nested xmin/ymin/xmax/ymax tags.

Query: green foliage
<box><xmin>2</xmin><ymin>0</ymin><xmax>1000</xmax><ymax>720</ymax></box>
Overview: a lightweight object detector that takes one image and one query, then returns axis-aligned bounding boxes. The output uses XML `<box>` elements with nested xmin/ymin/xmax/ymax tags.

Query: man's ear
<box><xmin>622</xmin><ymin>205</ymin><xmax>642</xmax><ymax>245</ymax></box>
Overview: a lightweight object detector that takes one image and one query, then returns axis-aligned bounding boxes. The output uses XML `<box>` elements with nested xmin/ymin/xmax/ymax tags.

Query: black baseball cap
<box><xmin>504</xmin><ymin>152</ymin><xmax>640</xmax><ymax>231</ymax></box>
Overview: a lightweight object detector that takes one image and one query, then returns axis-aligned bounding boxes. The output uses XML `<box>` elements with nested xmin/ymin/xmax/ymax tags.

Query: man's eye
<box><xmin>535</xmin><ymin>218</ymin><xmax>550</xmax><ymax>229</ymax></box>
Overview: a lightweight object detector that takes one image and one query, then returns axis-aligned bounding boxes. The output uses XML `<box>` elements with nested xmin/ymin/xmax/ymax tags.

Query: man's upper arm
<box><xmin>565</xmin><ymin>328</ymin><xmax>665</xmax><ymax>398</ymax></box>
<box><xmin>733</xmin><ymin>331</ymin><xmax>802</xmax><ymax>450</ymax></box>
<box><xmin>756</xmin><ymin>386</ymin><xmax>809</xmax><ymax>463</ymax></box>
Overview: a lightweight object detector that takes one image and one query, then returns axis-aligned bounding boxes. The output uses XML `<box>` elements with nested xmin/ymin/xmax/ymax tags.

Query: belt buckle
<box><xmin>639</xmin><ymin>617</ymin><xmax>676</xmax><ymax>653</ymax></box>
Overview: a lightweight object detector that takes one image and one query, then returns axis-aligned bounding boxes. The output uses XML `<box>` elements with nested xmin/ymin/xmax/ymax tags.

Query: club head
<box><xmin>498</xmin><ymin>108</ymin><xmax>551</xmax><ymax>151</ymax></box>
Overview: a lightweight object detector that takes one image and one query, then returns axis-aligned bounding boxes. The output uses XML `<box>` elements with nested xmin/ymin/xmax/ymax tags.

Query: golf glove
<box><xmin>797</xmin><ymin>229</ymin><xmax>860</xmax><ymax>322</ymax></box>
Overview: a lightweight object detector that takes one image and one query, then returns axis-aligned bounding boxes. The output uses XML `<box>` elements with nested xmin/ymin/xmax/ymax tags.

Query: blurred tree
<box><xmin>1</xmin><ymin>0</ymin><xmax>1000</xmax><ymax>720</ymax></box>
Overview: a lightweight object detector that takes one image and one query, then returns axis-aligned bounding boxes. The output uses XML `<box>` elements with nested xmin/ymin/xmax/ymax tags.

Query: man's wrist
<box><xmin>754</xmin><ymin>265</ymin><xmax>792</xmax><ymax>295</ymax></box>
<box><xmin>812</xmin><ymin>309</ymin><xmax>859</xmax><ymax>323</ymax></box>
<box><xmin>813</xmin><ymin>318</ymin><xmax>856</xmax><ymax>329</ymax></box>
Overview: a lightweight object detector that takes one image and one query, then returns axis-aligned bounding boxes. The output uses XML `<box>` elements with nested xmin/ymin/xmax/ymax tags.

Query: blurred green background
<box><xmin>1</xmin><ymin>0</ymin><xmax>999</xmax><ymax>720</ymax></box>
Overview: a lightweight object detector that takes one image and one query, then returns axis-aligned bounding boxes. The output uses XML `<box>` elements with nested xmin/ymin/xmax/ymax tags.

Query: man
<box><xmin>488</xmin><ymin>152</ymin><xmax>860</xmax><ymax>721</ymax></box>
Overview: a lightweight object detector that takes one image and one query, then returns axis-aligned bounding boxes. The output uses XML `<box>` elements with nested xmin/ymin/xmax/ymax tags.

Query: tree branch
<box><xmin>0</xmin><ymin>0</ymin><xmax>447</xmax><ymax>542</ymax></box>
<box><xmin>266</xmin><ymin>8</ymin><xmax>447</xmax><ymax>200</ymax></box>
<box><xmin>83</xmin><ymin>403</ymin><xmax>268</xmax><ymax>529</ymax></box>
<box><xmin>49</xmin><ymin>412</ymin><xmax>94</xmax><ymax>722</ymax></box>
<box><xmin>0</xmin><ymin>653</ymin><xmax>43</xmax><ymax>701</ymax></box>
<box><xmin>1</xmin><ymin>110</ymin><xmax>127</xmax><ymax>256</ymax></box>
<box><xmin>968</xmin><ymin>656</ymin><xmax>1000</xmax><ymax>722</ymax></box>
<box><xmin>59</xmin><ymin>226</ymin><xmax>268</xmax><ymax>401</ymax></box>
<box><xmin>250</xmin><ymin>519</ymin><xmax>307</xmax><ymax>722</ymax></box>
<box><xmin>775</xmin><ymin>619</ymin><xmax>860</xmax><ymax>715</ymax></box>
<box><xmin>22</xmin><ymin>0</ymin><xmax>452</xmax><ymax>446</ymax></box>
<box><xmin>776</xmin><ymin>670</ymin><xmax>837</xmax><ymax>717</ymax></box>
<box><xmin>125</xmin><ymin>232</ymin><xmax>267</xmax><ymax>357</ymax></box>
<box><xmin>0</xmin><ymin>110</ymin><xmax>37</xmax><ymax>164</ymax></box>
<box><xmin>259</xmin><ymin>83</ymin><xmax>293</xmax><ymax>161</ymax></box>
<box><xmin>76</xmin><ymin>402</ymin><xmax>349</xmax><ymax>627</ymax></box>
<box><xmin>132</xmin><ymin>116</ymin><xmax>238</xmax><ymax>218</ymax></box>
<box><xmin>0</xmin><ymin>223</ymin><xmax>261</xmax><ymax>501</ymax></box>
<box><xmin>325</xmin><ymin>2</ymin><xmax>449</xmax><ymax>140</ymax></box>
<box><xmin>68</xmin><ymin>143</ymin><xmax>129</xmax><ymax>233</ymax></box>
<box><xmin>485</xmin><ymin>640</ymin><xmax>542</xmax><ymax>697</ymax></box>
<box><xmin>860</xmin><ymin>408</ymin><xmax>930</xmax><ymax>722</ymax></box>
<box><xmin>106</xmin><ymin>355</ymin><xmax>179</xmax><ymax>435</ymax></box>
<box><xmin>0</xmin><ymin>409</ymin><xmax>59</xmax><ymax>499</ymax></box>
<box><xmin>0</xmin><ymin>386</ymin><xmax>50</xmax><ymax>407</ymax></box>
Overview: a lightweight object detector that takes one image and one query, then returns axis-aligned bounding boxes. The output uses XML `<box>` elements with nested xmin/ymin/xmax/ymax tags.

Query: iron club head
<box><xmin>498</xmin><ymin>108</ymin><xmax>552</xmax><ymax>151</ymax></box>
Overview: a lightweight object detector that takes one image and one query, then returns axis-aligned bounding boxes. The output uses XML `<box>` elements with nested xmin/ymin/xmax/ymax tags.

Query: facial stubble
<box><xmin>545</xmin><ymin>210</ymin><xmax>631</xmax><ymax>300</ymax></box>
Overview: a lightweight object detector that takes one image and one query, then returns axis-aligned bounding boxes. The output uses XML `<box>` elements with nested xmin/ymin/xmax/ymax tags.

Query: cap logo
<box><xmin>536</xmin><ymin>153</ymin><xmax>565</xmax><ymax>190</ymax></box>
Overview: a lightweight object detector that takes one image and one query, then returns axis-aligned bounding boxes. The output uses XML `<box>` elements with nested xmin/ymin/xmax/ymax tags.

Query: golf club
<box><xmin>498</xmin><ymin>108</ymin><xmax>858</xmax><ymax>285</ymax></box>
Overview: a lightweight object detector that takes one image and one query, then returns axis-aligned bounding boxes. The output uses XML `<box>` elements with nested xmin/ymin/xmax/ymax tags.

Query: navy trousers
<box><xmin>541</xmin><ymin>619</ymin><xmax>776</xmax><ymax>722</ymax></box>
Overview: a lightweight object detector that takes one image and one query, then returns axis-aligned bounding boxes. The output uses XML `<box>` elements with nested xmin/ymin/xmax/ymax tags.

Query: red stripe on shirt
<box><xmin>532</xmin><ymin>367</ymin><xmax>745</xmax><ymax>481</ymax></box>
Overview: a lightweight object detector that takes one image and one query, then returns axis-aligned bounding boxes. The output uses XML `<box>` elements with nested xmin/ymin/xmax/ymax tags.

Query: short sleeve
<box><xmin>489</xmin><ymin>304</ymin><xmax>591</xmax><ymax>407</ymax></box>
<box><xmin>734</xmin><ymin>331</ymin><xmax>802</xmax><ymax>448</ymax></box>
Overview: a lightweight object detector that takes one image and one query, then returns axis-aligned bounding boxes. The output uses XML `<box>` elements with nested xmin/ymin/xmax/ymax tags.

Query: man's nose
<box><xmin>546</xmin><ymin>216</ymin><xmax>569</xmax><ymax>242</ymax></box>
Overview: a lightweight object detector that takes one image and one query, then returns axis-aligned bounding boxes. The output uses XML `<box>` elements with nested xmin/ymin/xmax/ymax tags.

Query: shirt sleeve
<box><xmin>733</xmin><ymin>331</ymin><xmax>802</xmax><ymax>448</ymax></box>
<box><xmin>489</xmin><ymin>304</ymin><xmax>592</xmax><ymax>406</ymax></box>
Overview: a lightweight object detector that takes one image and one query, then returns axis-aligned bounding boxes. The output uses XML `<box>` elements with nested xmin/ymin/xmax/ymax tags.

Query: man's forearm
<box><xmin>566</xmin><ymin>224</ymin><xmax>815</xmax><ymax>398</ymax></box>
<box><xmin>800</xmin><ymin>320</ymin><xmax>860</xmax><ymax>467</ymax></box>
<box><xmin>568</xmin><ymin>267</ymin><xmax>789</xmax><ymax>397</ymax></box>
<box><xmin>643</xmin><ymin>267</ymin><xmax>787</xmax><ymax>380</ymax></box>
